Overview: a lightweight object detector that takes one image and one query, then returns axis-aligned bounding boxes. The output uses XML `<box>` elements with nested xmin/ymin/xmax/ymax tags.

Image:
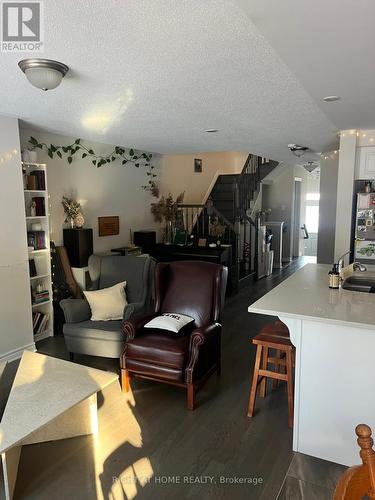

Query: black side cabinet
<box><xmin>63</xmin><ymin>228</ymin><xmax>93</xmax><ymax>267</ymax></box>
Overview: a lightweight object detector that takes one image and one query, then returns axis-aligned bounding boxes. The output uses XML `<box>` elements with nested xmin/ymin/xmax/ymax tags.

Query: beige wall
<box><xmin>20</xmin><ymin>128</ymin><xmax>161</xmax><ymax>252</ymax></box>
<box><xmin>158</xmin><ymin>151</ymin><xmax>248</xmax><ymax>203</ymax></box>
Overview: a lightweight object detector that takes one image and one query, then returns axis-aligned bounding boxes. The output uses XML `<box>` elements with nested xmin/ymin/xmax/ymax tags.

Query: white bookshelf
<box><xmin>23</xmin><ymin>161</ymin><xmax>53</xmax><ymax>342</ymax></box>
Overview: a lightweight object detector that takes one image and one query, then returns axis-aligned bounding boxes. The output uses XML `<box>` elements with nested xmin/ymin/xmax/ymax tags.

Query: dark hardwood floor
<box><xmin>1</xmin><ymin>257</ymin><xmax>344</xmax><ymax>500</ymax></box>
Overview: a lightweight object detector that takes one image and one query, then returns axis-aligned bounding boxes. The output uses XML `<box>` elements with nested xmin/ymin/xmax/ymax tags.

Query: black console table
<box><xmin>152</xmin><ymin>244</ymin><xmax>234</xmax><ymax>293</ymax></box>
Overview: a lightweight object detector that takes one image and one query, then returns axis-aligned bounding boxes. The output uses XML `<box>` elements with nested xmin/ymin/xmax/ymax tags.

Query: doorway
<box><xmin>303</xmin><ymin>168</ymin><xmax>320</xmax><ymax>257</ymax></box>
<box><xmin>292</xmin><ymin>179</ymin><xmax>302</xmax><ymax>257</ymax></box>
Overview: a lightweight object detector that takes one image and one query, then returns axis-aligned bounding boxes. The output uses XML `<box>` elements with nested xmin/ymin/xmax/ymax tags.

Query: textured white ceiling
<box><xmin>238</xmin><ymin>0</ymin><xmax>375</xmax><ymax>131</ymax></box>
<box><xmin>0</xmin><ymin>0</ymin><xmax>345</xmax><ymax>161</ymax></box>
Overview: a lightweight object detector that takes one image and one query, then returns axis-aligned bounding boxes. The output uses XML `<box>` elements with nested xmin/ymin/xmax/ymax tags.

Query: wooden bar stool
<box><xmin>247</xmin><ymin>321</ymin><xmax>295</xmax><ymax>428</ymax></box>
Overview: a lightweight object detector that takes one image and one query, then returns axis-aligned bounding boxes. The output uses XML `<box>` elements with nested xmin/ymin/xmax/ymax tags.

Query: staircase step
<box><xmin>211</xmin><ymin>184</ymin><xmax>236</xmax><ymax>194</ymax></box>
<box><xmin>259</xmin><ymin>160</ymin><xmax>279</xmax><ymax>181</ymax></box>
<box><xmin>213</xmin><ymin>200</ymin><xmax>234</xmax><ymax>212</ymax></box>
<box><xmin>212</xmin><ymin>210</ymin><xmax>235</xmax><ymax>223</ymax></box>
<box><xmin>217</xmin><ymin>174</ymin><xmax>238</xmax><ymax>184</ymax></box>
<box><xmin>210</xmin><ymin>191</ymin><xmax>234</xmax><ymax>202</ymax></box>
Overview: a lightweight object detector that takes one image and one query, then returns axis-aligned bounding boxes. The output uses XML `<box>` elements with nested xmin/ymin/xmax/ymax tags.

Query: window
<box><xmin>305</xmin><ymin>205</ymin><xmax>319</xmax><ymax>233</ymax></box>
<box><xmin>306</xmin><ymin>192</ymin><xmax>320</xmax><ymax>201</ymax></box>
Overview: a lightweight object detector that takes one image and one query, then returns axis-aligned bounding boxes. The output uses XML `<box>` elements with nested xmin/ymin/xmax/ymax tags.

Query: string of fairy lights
<box><xmin>0</xmin><ymin>148</ymin><xmax>19</xmax><ymax>164</ymax></box>
<box><xmin>319</xmin><ymin>130</ymin><xmax>375</xmax><ymax>160</ymax></box>
<box><xmin>320</xmin><ymin>150</ymin><xmax>339</xmax><ymax>161</ymax></box>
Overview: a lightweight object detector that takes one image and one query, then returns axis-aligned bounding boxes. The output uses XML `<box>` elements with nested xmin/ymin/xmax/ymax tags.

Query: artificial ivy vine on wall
<box><xmin>28</xmin><ymin>136</ymin><xmax>159</xmax><ymax>195</ymax></box>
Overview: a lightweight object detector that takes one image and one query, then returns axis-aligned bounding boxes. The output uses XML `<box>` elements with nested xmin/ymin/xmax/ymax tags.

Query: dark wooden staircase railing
<box><xmin>178</xmin><ymin>153</ymin><xmax>278</xmax><ymax>291</ymax></box>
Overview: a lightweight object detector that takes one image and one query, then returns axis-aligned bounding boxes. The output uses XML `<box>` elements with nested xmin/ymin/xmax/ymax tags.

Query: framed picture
<box><xmin>98</xmin><ymin>216</ymin><xmax>120</xmax><ymax>237</ymax></box>
<box><xmin>198</xmin><ymin>238</ymin><xmax>207</xmax><ymax>247</ymax></box>
<box><xmin>194</xmin><ymin>158</ymin><xmax>202</xmax><ymax>173</ymax></box>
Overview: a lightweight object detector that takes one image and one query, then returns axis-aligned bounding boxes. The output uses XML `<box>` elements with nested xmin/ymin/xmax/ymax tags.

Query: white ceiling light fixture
<box><xmin>288</xmin><ymin>143</ymin><xmax>309</xmax><ymax>158</ymax></box>
<box><xmin>303</xmin><ymin>161</ymin><xmax>319</xmax><ymax>173</ymax></box>
<box><xmin>323</xmin><ymin>95</ymin><xmax>341</xmax><ymax>102</ymax></box>
<box><xmin>18</xmin><ymin>58</ymin><xmax>69</xmax><ymax>91</ymax></box>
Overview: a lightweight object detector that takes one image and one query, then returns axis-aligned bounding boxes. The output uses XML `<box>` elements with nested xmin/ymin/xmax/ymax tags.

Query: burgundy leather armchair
<box><xmin>120</xmin><ymin>260</ymin><xmax>228</xmax><ymax>410</ymax></box>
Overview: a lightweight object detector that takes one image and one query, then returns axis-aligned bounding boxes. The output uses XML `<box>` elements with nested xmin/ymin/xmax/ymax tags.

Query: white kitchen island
<box><xmin>248</xmin><ymin>263</ymin><xmax>375</xmax><ymax>466</ymax></box>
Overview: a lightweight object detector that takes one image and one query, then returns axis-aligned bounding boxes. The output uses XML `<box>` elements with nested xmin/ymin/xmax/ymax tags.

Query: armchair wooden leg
<box><xmin>121</xmin><ymin>368</ymin><xmax>131</xmax><ymax>393</ymax></box>
<box><xmin>187</xmin><ymin>384</ymin><xmax>195</xmax><ymax>410</ymax></box>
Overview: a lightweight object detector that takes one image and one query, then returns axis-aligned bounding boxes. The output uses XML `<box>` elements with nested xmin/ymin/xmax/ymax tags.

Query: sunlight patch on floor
<box><xmin>92</xmin><ymin>383</ymin><xmax>154</xmax><ymax>499</ymax></box>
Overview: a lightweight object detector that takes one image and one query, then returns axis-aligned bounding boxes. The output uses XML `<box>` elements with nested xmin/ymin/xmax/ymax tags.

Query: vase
<box><xmin>74</xmin><ymin>213</ymin><xmax>85</xmax><ymax>228</ymax></box>
<box><xmin>69</xmin><ymin>218</ymin><xmax>75</xmax><ymax>229</ymax></box>
<box><xmin>164</xmin><ymin>220</ymin><xmax>174</xmax><ymax>244</ymax></box>
<box><xmin>22</xmin><ymin>149</ymin><xmax>37</xmax><ymax>163</ymax></box>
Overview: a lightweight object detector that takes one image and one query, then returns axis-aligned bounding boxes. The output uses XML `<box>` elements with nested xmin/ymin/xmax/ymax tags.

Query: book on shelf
<box><xmin>26</xmin><ymin>170</ymin><xmax>45</xmax><ymax>191</ymax></box>
<box><xmin>31</xmin><ymin>196</ymin><xmax>45</xmax><ymax>216</ymax></box>
<box><xmin>33</xmin><ymin>289</ymin><xmax>50</xmax><ymax>304</ymax></box>
<box><xmin>27</xmin><ymin>230</ymin><xmax>46</xmax><ymax>250</ymax></box>
<box><xmin>32</xmin><ymin>311</ymin><xmax>49</xmax><ymax>334</ymax></box>
<box><xmin>28</xmin><ymin>258</ymin><xmax>37</xmax><ymax>277</ymax></box>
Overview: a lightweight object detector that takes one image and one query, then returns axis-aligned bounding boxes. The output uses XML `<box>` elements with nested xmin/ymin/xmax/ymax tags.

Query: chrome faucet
<box><xmin>353</xmin><ymin>262</ymin><xmax>367</xmax><ymax>272</ymax></box>
<box><xmin>337</xmin><ymin>250</ymin><xmax>351</xmax><ymax>275</ymax></box>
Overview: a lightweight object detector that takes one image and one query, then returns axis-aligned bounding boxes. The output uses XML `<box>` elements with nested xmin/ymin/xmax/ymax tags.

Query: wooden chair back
<box><xmin>334</xmin><ymin>424</ymin><xmax>375</xmax><ymax>499</ymax></box>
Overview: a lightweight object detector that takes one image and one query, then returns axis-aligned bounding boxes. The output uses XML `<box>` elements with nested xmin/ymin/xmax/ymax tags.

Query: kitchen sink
<box><xmin>342</xmin><ymin>273</ymin><xmax>375</xmax><ymax>293</ymax></box>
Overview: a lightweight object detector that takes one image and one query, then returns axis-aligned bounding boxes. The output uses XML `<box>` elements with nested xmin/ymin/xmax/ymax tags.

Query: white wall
<box><xmin>317</xmin><ymin>153</ymin><xmax>339</xmax><ymax>264</ymax></box>
<box><xmin>334</xmin><ymin>130</ymin><xmax>357</xmax><ymax>261</ymax></box>
<box><xmin>0</xmin><ymin>117</ymin><xmax>34</xmax><ymax>359</ymax></box>
<box><xmin>262</xmin><ymin>164</ymin><xmax>294</xmax><ymax>261</ymax></box>
<box><xmin>262</xmin><ymin>164</ymin><xmax>311</xmax><ymax>261</ymax></box>
<box><xmin>158</xmin><ymin>151</ymin><xmax>248</xmax><ymax>203</ymax></box>
<box><xmin>20</xmin><ymin>128</ymin><xmax>161</xmax><ymax>252</ymax></box>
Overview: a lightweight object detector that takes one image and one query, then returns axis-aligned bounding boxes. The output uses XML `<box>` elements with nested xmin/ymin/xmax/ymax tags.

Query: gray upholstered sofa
<box><xmin>60</xmin><ymin>254</ymin><xmax>155</xmax><ymax>359</ymax></box>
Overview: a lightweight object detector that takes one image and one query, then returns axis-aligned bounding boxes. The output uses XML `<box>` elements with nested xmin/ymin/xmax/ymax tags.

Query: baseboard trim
<box><xmin>0</xmin><ymin>343</ymin><xmax>36</xmax><ymax>363</ymax></box>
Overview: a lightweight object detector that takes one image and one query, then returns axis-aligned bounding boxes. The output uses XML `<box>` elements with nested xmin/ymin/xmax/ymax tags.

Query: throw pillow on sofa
<box><xmin>83</xmin><ymin>281</ymin><xmax>127</xmax><ymax>321</ymax></box>
<box><xmin>144</xmin><ymin>312</ymin><xmax>194</xmax><ymax>333</ymax></box>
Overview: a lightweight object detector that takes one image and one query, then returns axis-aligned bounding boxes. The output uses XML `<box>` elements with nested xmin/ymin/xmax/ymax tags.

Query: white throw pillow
<box><xmin>83</xmin><ymin>281</ymin><xmax>127</xmax><ymax>321</ymax></box>
<box><xmin>144</xmin><ymin>313</ymin><xmax>194</xmax><ymax>333</ymax></box>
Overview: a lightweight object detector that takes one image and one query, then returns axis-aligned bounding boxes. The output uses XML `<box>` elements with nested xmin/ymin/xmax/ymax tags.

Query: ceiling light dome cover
<box><xmin>18</xmin><ymin>59</ymin><xmax>69</xmax><ymax>91</ymax></box>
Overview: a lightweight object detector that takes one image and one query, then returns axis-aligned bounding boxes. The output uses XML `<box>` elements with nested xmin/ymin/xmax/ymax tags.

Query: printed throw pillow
<box><xmin>144</xmin><ymin>312</ymin><xmax>194</xmax><ymax>333</ymax></box>
<box><xmin>83</xmin><ymin>281</ymin><xmax>127</xmax><ymax>321</ymax></box>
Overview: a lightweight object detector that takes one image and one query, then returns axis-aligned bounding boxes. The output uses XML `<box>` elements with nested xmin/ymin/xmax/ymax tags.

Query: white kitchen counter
<box><xmin>248</xmin><ymin>263</ymin><xmax>375</xmax><ymax>466</ymax></box>
<box><xmin>249</xmin><ymin>263</ymin><xmax>375</xmax><ymax>330</ymax></box>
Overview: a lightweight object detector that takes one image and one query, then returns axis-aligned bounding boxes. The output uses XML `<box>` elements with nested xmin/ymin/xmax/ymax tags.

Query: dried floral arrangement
<box><xmin>62</xmin><ymin>196</ymin><xmax>81</xmax><ymax>223</ymax></box>
<box><xmin>209</xmin><ymin>217</ymin><xmax>226</xmax><ymax>238</ymax></box>
<box><xmin>151</xmin><ymin>192</ymin><xmax>185</xmax><ymax>223</ymax></box>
